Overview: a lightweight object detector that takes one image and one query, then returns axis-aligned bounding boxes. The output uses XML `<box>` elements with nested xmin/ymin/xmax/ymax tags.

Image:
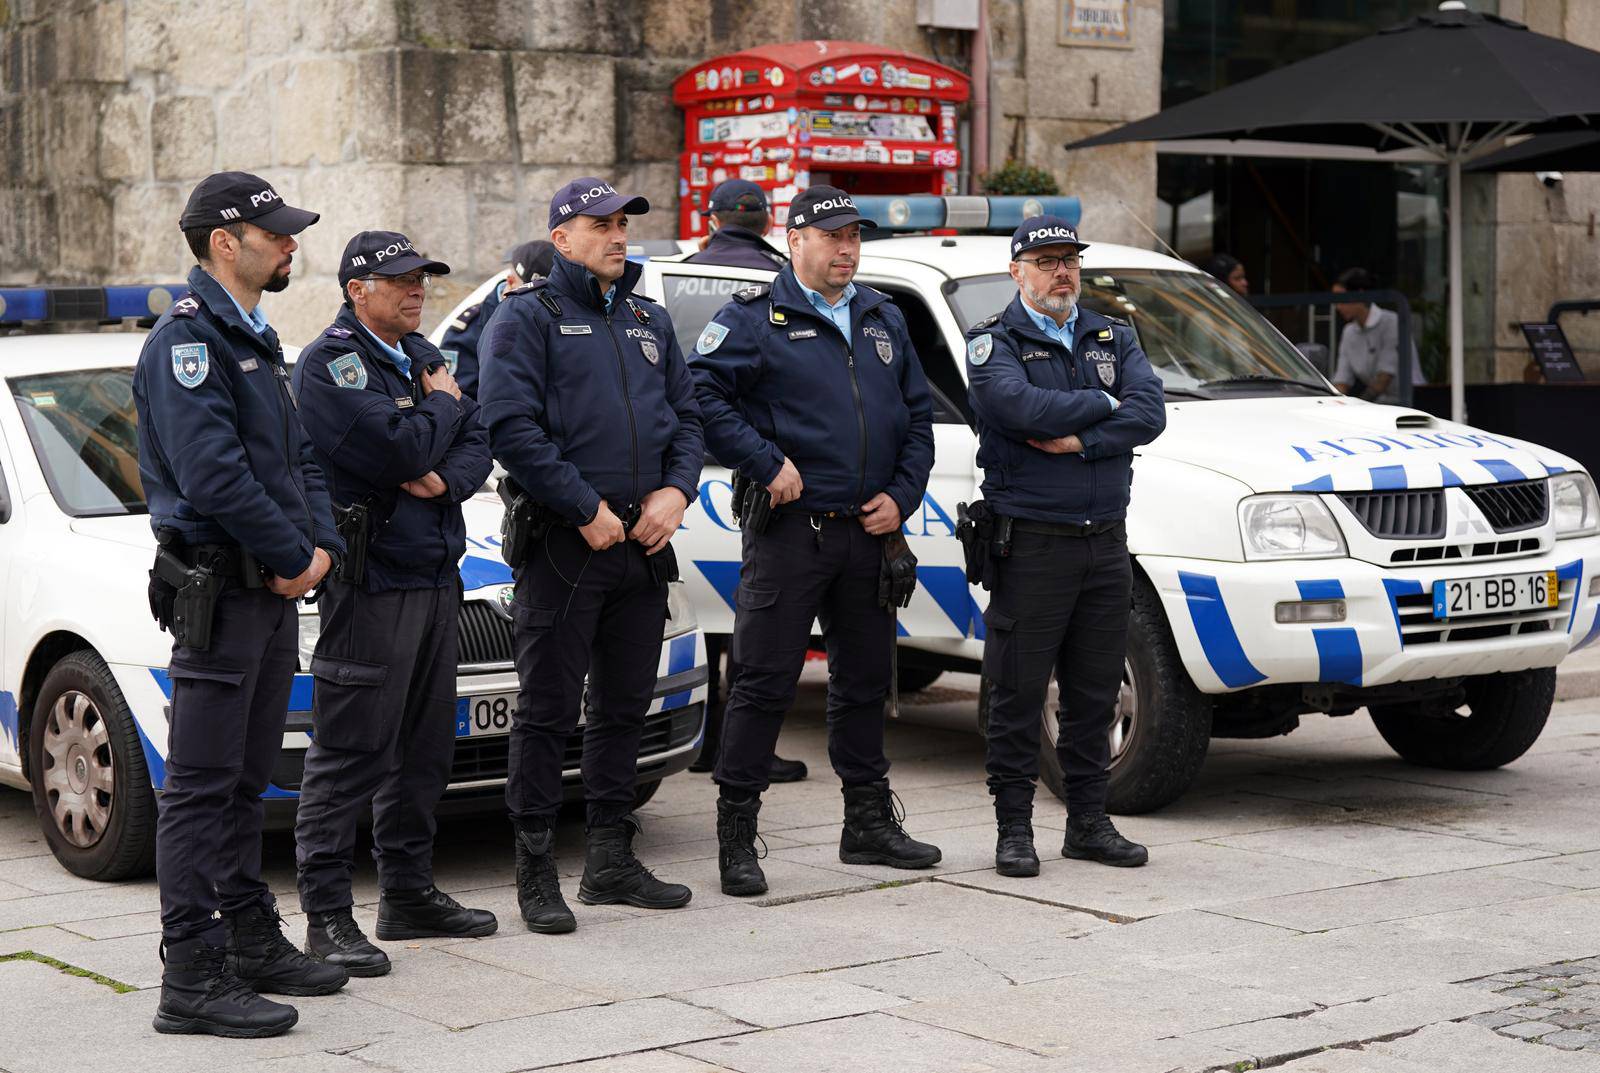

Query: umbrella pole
<box><xmin>1448</xmin><ymin>154</ymin><xmax>1465</xmax><ymax>423</ymax></box>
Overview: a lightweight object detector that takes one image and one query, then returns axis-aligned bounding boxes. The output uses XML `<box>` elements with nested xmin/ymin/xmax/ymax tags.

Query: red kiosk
<box><xmin>671</xmin><ymin>41</ymin><xmax>971</xmax><ymax>238</ymax></box>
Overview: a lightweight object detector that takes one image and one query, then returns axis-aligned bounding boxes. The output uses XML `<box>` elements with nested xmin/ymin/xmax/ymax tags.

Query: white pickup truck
<box><xmin>437</xmin><ymin>209</ymin><xmax>1600</xmax><ymax>814</ymax></box>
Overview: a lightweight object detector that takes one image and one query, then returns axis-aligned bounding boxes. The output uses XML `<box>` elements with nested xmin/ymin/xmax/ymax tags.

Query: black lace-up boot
<box><xmin>225</xmin><ymin>903</ymin><xmax>348</xmax><ymax>996</ymax></box>
<box><xmin>717</xmin><ymin>793</ymin><xmax>768</xmax><ymax>896</ymax></box>
<box><xmin>1063</xmin><ymin>811</ymin><xmax>1149</xmax><ymax>867</ymax></box>
<box><xmin>994</xmin><ymin>815</ymin><xmax>1040</xmax><ymax>877</ymax></box>
<box><xmin>306</xmin><ymin>908</ymin><xmax>390</xmax><ymax>977</ymax></box>
<box><xmin>577</xmin><ymin>815</ymin><xmax>693</xmax><ymax>909</ymax></box>
<box><xmin>377</xmin><ymin>885</ymin><xmax>497</xmax><ymax>940</ymax></box>
<box><xmin>840</xmin><ymin>780</ymin><xmax>942</xmax><ymax>868</ymax></box>
<box><xmin>153</xmin><ymin>936</ymin><xmax>299</xmax><ymax>1037</ymax></box>
<box><xmin>514</xmin><ymin>827</ymin><xmax>576</xmax><ymax>933</ymax></box>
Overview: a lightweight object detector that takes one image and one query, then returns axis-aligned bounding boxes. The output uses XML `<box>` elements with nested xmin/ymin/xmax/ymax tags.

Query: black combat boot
<box><xmin>1063</xmin><ymin>811</ymin><xmax>1149</xmax><ymax>867</ymax></box>
<box><xmin>995</xmin><ymin>815</ymin><xmax>1040</xmax><ymax>878</ymax></box>
<box><xmin>840</xmin><ymin>781</ymin><xmax>943</xmax><ymax>869</ymax></box>
<box><xmin>769</xmin><ymin>756</ymin><xmax>809</xmax><ymax>783</ymax></box>
<box><xmin>716</xmin><ymin>793</ymin><xmax>768</xmax><ymax>896</ymax></box>
<box><xmin>225</xmin><ymin>903</ymin><xmax>348</xmax><ymax>997</ymax></box>
<box><xmin>306</xmin><ymin>908</ymin><xmax>390</xmax><ymax>977</ymax></box>
<box><xmin>376</xmin><ymin>885</ymin><xmax>498</xmax><ymax>941</ymax></box>
<box><xmin>514</xmin><ymin>827</ymin><xmax>576</xmax><ymax>934</ymax></box>
<box><xmin>577</xmin><ymin>815</ymin><xmax>693</xmax><ymax>909</ymax></box>
<box><xmin>153</xmin><ymin>936</ymin><xmax>299</xmax><ymax>1038</ymax></box>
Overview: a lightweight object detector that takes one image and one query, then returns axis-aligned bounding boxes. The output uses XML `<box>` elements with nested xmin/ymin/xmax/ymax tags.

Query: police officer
<box><xmin>691</xmin><ymin>185</ymin><xmax>940</xmax><ymax>897</ymax></box>
<box><xmin>438</xmin><ymin>239</ymin><xmax>556</xmax><ymax>399</ymax></box>
<box><xmin>479</xmin><ymin>177</ymin><xmax>705</xmax><ymax>933</ymax></box>
<box><xmin>292</xmin><ymin>230</ymin><xmax>497</xmax><ymax>977</ymax></box>
<box><xmin>964</xmin><ymin>217</ymin><xmax>1167</xmax><ymax>877</ymax></box>
<box><xmin>134</xmin><ymin>171</ymin><xmax>349</xmax><ymax>1038</ymax></box>
<box><xmin>685</xmin><ymin>180</ymin><xmax>788</xmax><ymax>271</ymax></box>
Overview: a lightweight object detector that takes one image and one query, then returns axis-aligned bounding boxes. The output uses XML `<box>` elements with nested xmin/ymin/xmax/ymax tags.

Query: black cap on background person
<box><xmin>505</xmin><ymin>240</ymin><xmax>556</xmax><ymax>283</ymax></box>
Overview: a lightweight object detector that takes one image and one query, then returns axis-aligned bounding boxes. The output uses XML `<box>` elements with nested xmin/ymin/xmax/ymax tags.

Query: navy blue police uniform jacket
<box><xmin>133</xmin><ymin>265</ymin><xmax>344</xmax><ymax>579</ymax></box>
<box><xmin>477</xmin><ymin>253</ymin><xmax>704</xmax><ymax>524</ymax></box>
<box><xmin>293</xmin><ymin>306</ymin><xmax>493</xmax><ymax>592</ymax></box>
<box><xmin>436</xmin><ymin>278</ymin><xmax>506</xmax><ymax>400</ymax></box>
<box><xmin>683</xmin><ymin>225</ymin><xmax>788</xmax><ymax>272</ymax></box>
<box><xmin>690</xmin><ymin>266</ymin><xmax>935</xmax><ymax>519</ymax></box>
<box><xmin>966</xmin><ymin>295</ymin><xmax>1167</xmax><ymax>524</ymax></box>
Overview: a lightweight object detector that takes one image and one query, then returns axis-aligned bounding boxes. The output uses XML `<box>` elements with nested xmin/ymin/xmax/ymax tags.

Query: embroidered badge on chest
<box><xmin>328</xmin><ymin>353</ymin><xmax>368</xmax><ymax>390</ymax></box>
<box><xmin>876</xmin><ymin>338</ymin><xmax>893</xmax><ymax>364</ymax></box>
<box><xmin>641</xmin><ymin>338</ymin><xmax>659</xmax><ymax>364</ymax></box>
<box><xmin>171</xmin><ymin>342</ymin><xmax>209</xmax><ymax>388</ymax></box>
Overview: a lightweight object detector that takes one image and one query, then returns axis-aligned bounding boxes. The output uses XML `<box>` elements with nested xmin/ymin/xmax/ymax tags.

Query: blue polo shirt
<box><xmin>215</xmin><ymin>275</ymin><xmax>270</xmax><ymax>335</ymax></box>
<box><xmin>1022</xmin><ymin>300</ymin><xmax>1077</xmax><ymax>353</ymax></box>
<box><xmin>798</xmin><ymin>279</ymin><xmax>856</xmax><ymax>340</ymax></box>
<box><xmin>359</xmin><ymin>322</ymin><xmax>412</xmax><ymax>380</ymax></box>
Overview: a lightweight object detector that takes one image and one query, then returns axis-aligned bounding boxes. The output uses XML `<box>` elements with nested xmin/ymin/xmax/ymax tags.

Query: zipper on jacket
<box><xmin>604</xmin><ymin>309</ymin><xmax>641</xmax><ymax>509</ymax></box>
<box><xmin>844</xmin><ymin>336</ymin><xmax>868</xmax><ymax>510</ymax></box>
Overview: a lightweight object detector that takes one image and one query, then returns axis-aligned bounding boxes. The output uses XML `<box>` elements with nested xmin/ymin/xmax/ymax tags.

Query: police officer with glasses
<box><xmin>691</xmin><ymin>184</ymin><xmax>939</xmax><ymax>898</ymax></box>
<box><xmin>134</xmin><ymin>171</ymin><xmax>347</xmax><ymax>1038</ymax></box>
<box><xmin>292</xmin><ymin>230</ymin><xmax>497</xmax><ymax>978</ymax></box>
<box><xmin>479</xmin><ymin>177</ymin><xmax>705</xmax><ymax>934</ymax></box>
<box><xmin>964</xmin><ymin>217</ymin><xmax>1166</xmax><ymax>878</ymax></box>
<box><xmin>439</xmin><ymin>239</ymin><xmax>557</xmax><ymax>399</ymax></box>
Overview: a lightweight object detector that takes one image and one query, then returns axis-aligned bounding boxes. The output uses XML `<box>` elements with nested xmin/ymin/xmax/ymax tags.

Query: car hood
<box><xmin>69</xmin><ymin>512</ymin><xmax>157</xmax><ymax>550</ymax></box>
<box><xmin>1145</xmin><ymin>396</ymin><xmax>1577</xmax><ymax>493</ymax></box>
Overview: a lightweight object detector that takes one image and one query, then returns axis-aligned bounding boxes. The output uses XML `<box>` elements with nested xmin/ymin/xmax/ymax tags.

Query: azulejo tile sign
<box><xmin>1060</xmin><ymin>0</ymin><xmax>1134</xmax><ymax>49</ymax></box>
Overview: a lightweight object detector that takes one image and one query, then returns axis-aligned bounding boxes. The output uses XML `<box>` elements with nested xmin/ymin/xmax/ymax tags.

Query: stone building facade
<box><xmin>0</xmin><ymin>0</ymin><xmax>1161</xmax><ymax>346</ymax></box>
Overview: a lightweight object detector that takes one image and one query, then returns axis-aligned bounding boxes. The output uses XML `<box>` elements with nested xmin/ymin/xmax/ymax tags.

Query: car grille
<box><xmin>458</xmin><ymin>599</ymin><xmax>514</xmax><ymax>666</ymax></box>
<box><xmin>271</xmin><ymin>703</ymin><xmax>704</xmax><ymax>791</ymax></box>
<box><xmin>1392</xmin><ymin>585</ymin><xmax>1574</xmax><ymax>647</ymax></box>
<box><xmin>1464</xmin><ymin>479</ymin><xmax>1548</xmax><ymax>533</ymax></box>
<box><xmin>1337</xmin><ymin>489</ymin><xmax>1445</xmax><ymax>540</ymax></box>
<box><xmin>1389</xmin><ymin>537</ymin><xmax>1541</xmax><ymax>565</ymax></box>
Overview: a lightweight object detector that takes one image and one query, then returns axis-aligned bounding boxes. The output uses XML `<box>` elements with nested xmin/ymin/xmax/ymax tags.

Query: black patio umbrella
<box><xmin>1467</xmin><ymin>131</ymin><xmax>1600</xmax><ymax>173</ymax></box>
<box><xmin>1068</xmin><ymin>1</ymin><xmax>1600</xmax><ymax>420</ymax></box>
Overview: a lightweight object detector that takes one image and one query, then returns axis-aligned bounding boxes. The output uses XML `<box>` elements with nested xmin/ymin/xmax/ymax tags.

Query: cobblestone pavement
<box><xmin>2</xmin><ymin>668</ymin><xmax>1600</xmax><ymax>1073</ymax></box>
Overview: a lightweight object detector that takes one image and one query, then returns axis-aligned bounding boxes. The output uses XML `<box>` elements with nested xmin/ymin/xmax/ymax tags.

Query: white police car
<box><xmin>437</xmin><ymin>196</ymin><xmax>1600</xmax><ymax>814</ymax></box>
<box><xmin>0</xmin><ymin>287</ymin><xmax>707</xmax><ymax>880</ymax></box>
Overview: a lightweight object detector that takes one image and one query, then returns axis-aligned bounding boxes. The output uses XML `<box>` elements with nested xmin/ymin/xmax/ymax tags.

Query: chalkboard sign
<box><xmin>1521</xmin><ymin>322</ymin><xmax>1586</xmax><ymax>383</ymax></box>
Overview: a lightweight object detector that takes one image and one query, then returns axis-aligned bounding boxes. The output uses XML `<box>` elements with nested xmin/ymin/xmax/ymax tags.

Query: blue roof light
<box><xmin>851</xmin><ymin>195</ymin><xmax>1082</xmax><ymax>234</ymax></box>
<box><xmin>0</xmin><ymin>284</ymin><xmax>185</xmax><ymax>325</ymax></box>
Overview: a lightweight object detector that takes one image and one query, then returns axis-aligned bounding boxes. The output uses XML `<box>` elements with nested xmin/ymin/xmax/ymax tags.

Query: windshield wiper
<box><xmin>1200</xmin><ymin>374</ymin><xmax>1331</xmax><ymax>393</ymax></box>
<box><xmin>1160</xmin><ymin>385</ymin><xmax>1210</xmax><ymax>399</ymax></box>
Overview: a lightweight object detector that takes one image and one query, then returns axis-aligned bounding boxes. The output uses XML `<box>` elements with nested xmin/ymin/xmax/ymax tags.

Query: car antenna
<box><xmin>1113</xmin><ymin>197</ymin><xmax>1185</xmax><ymax>262</ymax></box>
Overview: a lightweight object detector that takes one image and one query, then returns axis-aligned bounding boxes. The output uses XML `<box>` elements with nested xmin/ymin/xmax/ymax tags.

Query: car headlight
<box><xmin>297</xmin><ymin>609</ymin><xmax>321</xmax><ymax>669</ymax></box>
<box><xmin>664</xmin><ymin>581</ymin><xmax>698</xmax><ymax>639</ymax></box>
<box><xmin>1238</xmin><ymin>494</ymin><xmax>1347</xmax><ymax>560</ymax></box>
<box><xmin>1551</xmin><ymin>472</ymin><xmax>1600</xmax><ymax>538</ymax></box>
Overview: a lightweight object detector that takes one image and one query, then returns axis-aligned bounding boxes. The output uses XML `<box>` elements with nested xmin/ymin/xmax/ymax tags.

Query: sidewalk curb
<box><xmin>1556</xmin><ymin>645</ymin><xmax>1600</xmax><ymax>702</ymax></box>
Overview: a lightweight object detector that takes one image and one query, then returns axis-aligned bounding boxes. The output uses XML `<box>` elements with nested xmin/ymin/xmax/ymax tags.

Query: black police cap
<box><xmin>504</xmin><ymin>240</ymin><xmax>556</xmax><ymax>280</ymax></box>
<box><xmin>338</xmin><ymin>230</ymin><xmax>451</xmax><ymax>287</ymax></box>
<box><xmin>786</xmin><ymin>185</ymin><xmax>876</xmax><ymax>231</ymax></box>
<box><xmin>178</xmin><ymin>171</ymin><xmax>319</xmax><ymax>235</ymax></box>
<box><xmin>709</xmin><ymin>179</ymin><xmax>769</xmax><ymax>214</ymax></box>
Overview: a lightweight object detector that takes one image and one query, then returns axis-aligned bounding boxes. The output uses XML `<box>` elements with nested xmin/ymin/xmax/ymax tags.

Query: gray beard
<box><xmin>1025</xmin><ymin>284</ymin><xmax>1076</xmax><ymax>316</ymax></box>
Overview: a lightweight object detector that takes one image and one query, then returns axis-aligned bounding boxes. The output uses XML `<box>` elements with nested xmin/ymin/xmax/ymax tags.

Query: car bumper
<box><xmin>1140</xmin><ymin>538</ymin><xmax>1600</xmax><ymax>694</ymax></box>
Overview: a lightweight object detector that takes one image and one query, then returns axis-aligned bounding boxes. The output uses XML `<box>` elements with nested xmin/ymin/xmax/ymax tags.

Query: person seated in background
<box><xmin>1330</xmin><ymin>267</ymin><xmax>1425</xmax><ymax>404</ymax></box>
<box><xmin>1201</xmin><ymin>253</ymin><xmax>1250</xmax><ymax>298</ymax></box>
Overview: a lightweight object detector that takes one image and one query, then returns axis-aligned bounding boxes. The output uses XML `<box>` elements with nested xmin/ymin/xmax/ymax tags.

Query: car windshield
<box><xmin>945</xmin><ymin>269</ymin><xmax>1332</xmax><ymax>397</ymax></box>
<box><xmin>10</xmin><ymin>368</ymin><xmax>146</xmax><ymax>517</ymax></box>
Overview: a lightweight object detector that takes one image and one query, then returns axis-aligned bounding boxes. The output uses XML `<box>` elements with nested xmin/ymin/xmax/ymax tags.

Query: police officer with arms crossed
<box><xmin>964</xmin><ymin>217</ymin><xmax>1166</xmax><ymax>877</ymax></box>
<box><xmin>691</xmin><ymin>185</ymin><xmax>940</xmax><ymax>897</ymax></box>
<box><xmin>685</xmin><ymin>179</ymin><xmax>789</xmax><ymax>271</ymax></box>
<box><xmin>291</xmin><ymin>230</ymin><xmax>497</xmax><ymax>977</ymax></box>
<box><xmin>479</xmin><ymin>177</ymin><xmax>705</xmax><ymax>933</ymax></box>
<box><xmin>134</xmin><ymin>171</ymin><xmax>348</xmax><ymax>1038</ymax></box>
<box><xmin>438</xmin><ymin>239</ymin><xmax>557</xmax><ymax>399</ymax></box>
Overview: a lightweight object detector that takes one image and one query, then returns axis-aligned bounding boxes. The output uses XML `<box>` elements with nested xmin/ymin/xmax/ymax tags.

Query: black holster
<box><xmin>332</xmin><ymin>496</ymin><xmax>376</xmax><ymax>586</ymax></box>
<box><xmin>955</xmin><ymin>500</ymin><xmax>1010</xmax><ymax>591</ymax></box>
<box><xmin>497</xmin><ymin>476</ymin><xmax>555</xmax><ymax>567</ymax></box>
<box><xmin>878</xmin><ymin>531</ymin><xmax>918</xmax><ymax>610</ymax></box>
<box><xmin>731</xmin><ymin>471</ymin><xmax>773</xmax><ymax>534</ymax></box>
<box><xmin>149</xmin><ymin>530</ymin><xmax>225</xmax><ymax>651</ymax></box>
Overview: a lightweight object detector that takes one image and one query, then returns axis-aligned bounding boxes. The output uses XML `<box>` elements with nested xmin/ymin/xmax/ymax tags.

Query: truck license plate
<box><xmin>455</xmin><ymin>692</ymin><xmax>516</xmax><ymax>738</ymax></box>
<box><xmin>1431</xmin><ymin>571</ymin><xmax>1558</xmax><ymax>620</ymax></box>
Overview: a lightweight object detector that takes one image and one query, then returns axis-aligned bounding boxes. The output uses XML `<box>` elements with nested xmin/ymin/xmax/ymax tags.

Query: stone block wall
<box><xmin>1</xmin><ymin>0</ymin><xmax>1161</xmax><ymax>345</ymax></box>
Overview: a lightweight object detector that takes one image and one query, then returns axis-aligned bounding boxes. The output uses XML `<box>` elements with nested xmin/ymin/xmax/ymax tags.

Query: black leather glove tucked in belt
<box><xmin>879</xmin><ymin>530</ymin><xmax>918</xmax><ymax>610</ymax></box>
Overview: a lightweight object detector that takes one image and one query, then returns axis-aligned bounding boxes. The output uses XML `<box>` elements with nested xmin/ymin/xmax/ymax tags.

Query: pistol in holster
<box><xmin>148</xmin><ymin>528</ymin><xmax>225</xmax><ymax>651</ymax></box>
<box><xmin>497</xmin><ymin>476</ymin><xmax>554</xmax><ymax>567</ymax></box>
<box><xmin>955</xmin><ymin>500</ymin><xmax>1010</xmax><ymax>591</ymax></box>
<box><xmin>332</xmin><ymin>495</ymin><xmax>379</xmax><ymax>586</ymax></box>
<box><xmin>878</xmin><ymin>530</ymin><xmax>919</xmax><ymax>610</ymax></box>
<box><xmin>731</xmin><ymin>471</ymin><xmax>774</xmax><ymax>534</ymax></box>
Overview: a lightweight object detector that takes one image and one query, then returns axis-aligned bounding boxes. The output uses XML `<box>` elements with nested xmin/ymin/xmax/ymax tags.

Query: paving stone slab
<box><xmin>1210</xmin><ymin>870</ymin><xmax>1570</xmax><ymax>932</ymax></box>
<box><xmin>677</xmin><ymin>1010</ymin><xmax>1059</xmax><ymax>1072</ymax></box>
<box><xmin>673</xmin><ymin>973</ymin><xmax>908</xmax><ymax>1027</ymax></box>
<box><xmin>1485</xmin><ymin>852</ymin><xmax>1600</xmax><ymax>890</ymax></box>
<box><xmin>0</xmin><ymin>884</ymin><xmax>168</xmax><ymax>932</ymax></box>
<box><xmin>1031</xmin><ymin>1037</ymin><xmax>1252</xmax><ymax>1073</ymax></box>
<box><xmin>1110</xmin><ymin>790</ymin><xmax>1353</xmax><ymax>849</ymax></box>
<box><xmin>1269</xmin><ymin>1052</ymin><xmax>1431</xmax><ymax>1073</ymax></box>
<box><xmin>1209</xmin><ymin>821</ymin><xmax>1547</xmax><ymax>877</ymax></box>
<box><xmin>1398</xmin><ymin>890</ymin><xmax>1600</xmax><ymax>964</ymax></box>
<box><xmin>356</xmin><ymin>997</ymin><xmax>747</xmax><ymax>1073</ymax></box>
<box><xmin>1370</xmin><ymin>1021</ymin><xmax>1600</xmax><ymax>1071</ymax></box>
<box><xmin>51</xmin><ymin>909</ymin><xmax>166</xmax><ymax>940</ymax></box>
<box><xmin>822</xmin><ymin>949</ymin><xmax>1020</xmax><ymax>1003</ymax></box>
<box><xmin>346</xmin><ymin>946</ymin><xmax>608</xmax><ymax>1029</ymax></box>
<box><xmin>538</xmin><ymin>1054</ymin><xmax>738</xmax><ymax>1073</ymax></box>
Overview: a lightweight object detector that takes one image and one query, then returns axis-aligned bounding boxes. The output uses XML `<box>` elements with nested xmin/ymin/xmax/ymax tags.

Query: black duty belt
<box><xmin>177</xmin><ymin>543</ymin><xmax>262</xmax><ymax>583</ymax></box>
<box><xmin>1012</xmin><ymin>518</ymin><xmax>1125</xmax><ymax>538</ymax></box>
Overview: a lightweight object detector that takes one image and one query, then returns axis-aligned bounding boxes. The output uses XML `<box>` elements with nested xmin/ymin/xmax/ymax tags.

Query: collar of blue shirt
<box><xmin>209</xmin><ymin>272</ymin><xmax>270</xmax><ymax>335</ymax></box>
<box><xmin>358</xmin><ymin>321</ymin><xmax>412</xmax><ymax>379</ymax></box>
<box><xmin>797</xmin><ymin>278</ymin><xmax>856</xmax><ymax>315</ymax></box>
<box><xmin>1022</xmin><ymin>299</ymin><xmax>1078</xmax><ymax>350</ymax></box>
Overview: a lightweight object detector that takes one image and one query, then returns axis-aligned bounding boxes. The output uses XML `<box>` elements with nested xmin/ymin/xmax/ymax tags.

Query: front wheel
<box><xmin>1370</xmin><ymin>667</ymin><xmax>1555</xmax><ymax>769</ymax></box>
<box><xmin>28</xmin><ymin>649</ymin><xmax>157</xmax><ymax>880</ymax></box>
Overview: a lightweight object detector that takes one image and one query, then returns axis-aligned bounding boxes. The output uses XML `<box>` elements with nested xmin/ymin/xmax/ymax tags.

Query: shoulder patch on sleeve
<box><xmin>967</xmin><ymin>334</ymin><xmax>994</xmax><ymax>367</ymax></box>
<box><xmin>327</xmin><ymin>353</ymin><xmax>369</xmax><ymax>390</ymax></box>
<box><xmin>171</xmin><ymin>342</ymin><xmax>209</xmax><ymax>388</ymax></box>
<box><xmin>696</xmin><ymin>322</ymin><xmax>730</xmax><ymax>355</ymax></box>
<box><xmin>324</xmin><ymin>325</ymin><xmax>353</xmax><ymax>339</ymax></box>
<box><xmin>169</xmin><ymin>293</ymin><xmax>201</xmax><ymax>319</ymax></box>
<box><xmin>732</xmin><ymin>283</ymin><xmax>770</xmax><ymax>304</ymax></box>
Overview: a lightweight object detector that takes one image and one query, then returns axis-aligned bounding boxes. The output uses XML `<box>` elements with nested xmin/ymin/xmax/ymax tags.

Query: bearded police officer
<box><xmin>291</xmin><ymin>231</ymin><xmax>497</xmax><ymax>977</ymax></box>
<box><xmin>691</xmin><ymin>185</ymin><xmax>939</xmax><ymax>897</ymax></box>
<box><xmin>479</xmin><ymin>177</ymin><xmax>705</xmax><ymax>933</ymax></box>
<box><xmin>438</xmin><ymin>240</ymin><xmax>556</xmax><ymax>399</ymax></box>
<box><xmin>134</xmin><ymin>172</ymin><xmax>348</xmax><ymax>1038</ymax></box>
<box><xmin>964</xmin><ymin>217</ymin><xmax>1167</xmax><ymax>877</ymax></box>
<box><xmin>685</xmin><ymin>180</ymin><xmax>788</xmax><ymax>271</ymax></box>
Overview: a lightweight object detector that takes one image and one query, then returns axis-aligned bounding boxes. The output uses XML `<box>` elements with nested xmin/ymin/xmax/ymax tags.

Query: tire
<box><xmin>632</xmin><ymin>779</ymin><xmax>662</xmax><ymax>810</ymax></box>
<box><xmin>1370</xmin><ymin>666</ymin><xmax>1555</xmax><ymax>770</ymax></box>
<box><xmin>27</xmin><ymin>649</ymin><xmax>157</xmax><ymax>880</ymax></box>
<box><xmin>978</xmin><ymin>576</ymin><xmax>1213</xmax><ymax>815</ymax></box>
<box><xmin>896</xmin><ymin>665</ymin><xmax>943</xmax><ymax>694</ymax></box>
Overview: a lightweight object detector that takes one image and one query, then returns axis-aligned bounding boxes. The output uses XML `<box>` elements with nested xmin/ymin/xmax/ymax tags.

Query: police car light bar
<box><xmin>0</xmin><ymin>284</ymin><xmax>186</xmax><ymax>326</ymax></box>
<box><xmin>852</xmin><ymin>196</ymin><xmax>1083</xmax><ymax>234</ymax></box>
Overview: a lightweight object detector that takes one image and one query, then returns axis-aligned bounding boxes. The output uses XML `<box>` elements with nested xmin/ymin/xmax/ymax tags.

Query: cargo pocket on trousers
<box><xmin>309</xmin><ymin>655</ymin><xmax>390</xmax><ymax>752</ymax></box>
<box><xmin>165</xmin><ymin>659</ymin><xmax>248</xmax><ymax>770</ymax></box>
<box><xmin>981</xmin><ymin>607</ymin><xmax>1020</xmax><ymax>689</ymax></box>
<box><xmin>733</xmin><ymin>585</ymin><xmax>786</xmax><ymax>670</ymax></box>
